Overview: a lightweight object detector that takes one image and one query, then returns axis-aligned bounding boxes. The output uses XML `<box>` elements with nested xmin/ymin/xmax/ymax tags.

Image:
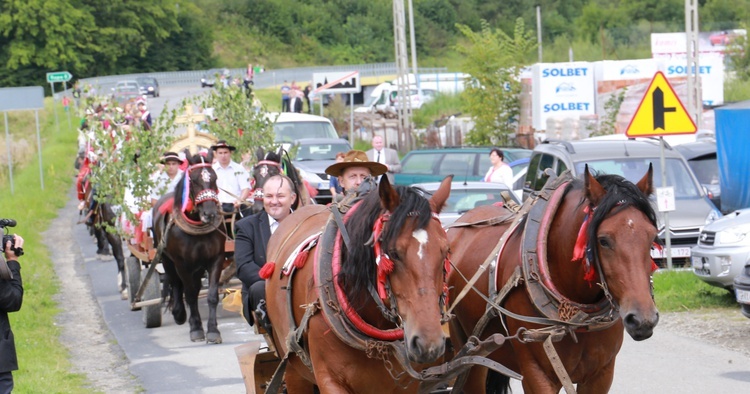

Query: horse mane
<box><xmin>568</xmin><ymin>172</ymin><xmax>657</xmax><ymax>264</ymax></box>
<box><xmin>338</xmin><ymin>186</ymin><xmax>433</xmax><ymax>308</ymax></box>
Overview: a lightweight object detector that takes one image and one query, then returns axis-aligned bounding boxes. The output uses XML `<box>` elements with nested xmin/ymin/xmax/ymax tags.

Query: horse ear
<box><xmin>429</xmin><ymin>175</ymin><xmax>453</xmax><ymax>214</ymax></box>
<box><xmin>182</xmin><ymin>148</ymin><xmax>192</xmax><ymax>164</ymax></box>
<box><xmin>584</xmin><ymin>164</ymin><xmax>606</xmax><ymax>205</ymax></box>
<box><xmin>205</xmin><ymin>149</ymin><xmax>214</xmax><ymax>163</ymax></box>
<box><xmin>255</xmin><ymin>147</ymin><xmax>264</xmax><ymax>162</ymax></box>
<box><xmin>379</xmin><ymin>175</ymin><xmax>400</xmax><ymax>212</ymax></box>
<box><xmin>636</xmin><ymin>163</ymin><xmax>654</xmax><ymax>196</ymax></box>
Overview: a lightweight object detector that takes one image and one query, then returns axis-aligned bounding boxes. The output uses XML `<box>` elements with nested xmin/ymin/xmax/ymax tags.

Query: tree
<box><xmin>456</xmin><ymin>18</ymin><xmax>537</xmax><ymax>146</ymax></box>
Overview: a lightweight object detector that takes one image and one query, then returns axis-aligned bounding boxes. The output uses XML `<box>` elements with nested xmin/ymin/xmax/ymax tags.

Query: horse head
<box><xmin>251</xmin><ymin>151</ymin><xmax>283</xmax><ymax>214</ymax></box>
<box><xmin>175</xmin><ymin>149</ymin><xmax>220</xmax><ymax>224</ymax></box>
<box><xmin>341</xmin><ymin>175</ymin><xmax>452</xmax><ymax>364</ymax></box>
<box><xmin>574</xmin><ymin>164</ymin><xmax>659</xmax><ymax>340</ymax></box>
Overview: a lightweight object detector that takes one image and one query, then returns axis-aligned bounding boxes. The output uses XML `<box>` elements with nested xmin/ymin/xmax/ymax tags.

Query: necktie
<box><xmin>376</xmin><ymin>150</ymin><xmax>381</xmax><ymax>164</ymax></box>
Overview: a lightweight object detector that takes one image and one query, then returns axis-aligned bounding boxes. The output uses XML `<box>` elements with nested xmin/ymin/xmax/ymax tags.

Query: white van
<box><xmin>270</xmin><ymin>112</ymin><xmax>340</xmax><ymax>144</ymax></box>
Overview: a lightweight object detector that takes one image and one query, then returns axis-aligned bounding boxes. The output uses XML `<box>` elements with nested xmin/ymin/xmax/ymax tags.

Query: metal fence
<box><xmin>77</xmin><ymin>63</ymin><xmax>448</xmax><ymax>92</ymax></box>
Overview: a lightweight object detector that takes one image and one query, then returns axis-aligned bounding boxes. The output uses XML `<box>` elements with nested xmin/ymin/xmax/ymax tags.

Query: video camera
<box><xmin>0</xmin><ymin>218</ymin><xmax>23</xmax><ymax>257</ymax></box>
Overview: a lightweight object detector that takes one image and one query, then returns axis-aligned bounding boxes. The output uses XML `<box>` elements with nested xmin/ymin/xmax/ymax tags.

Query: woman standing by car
<box><xmin>484</xmin><ymin>148</ymin><xmax>513</xmax><ymax>189</ymax></box>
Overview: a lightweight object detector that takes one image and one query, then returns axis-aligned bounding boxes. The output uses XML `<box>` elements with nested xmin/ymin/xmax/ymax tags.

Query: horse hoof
<box><xmin>206</xmin><ymin>332</ymin><xmax>222</xmax><ymax>344</ymax></box>
<box><xmin>173</xmin><ymin>311</ymin><xmax>187</xmax><ymax>325</ymax></box>
<box><xmin>190</xmin><ymin>330</ymin><xmax>205</xmax><ymax>342</ymax></box>
<box><xmin>120</xmin><ymin>289</ymin><xmax>128</xmax><ymax>300</ymax></box>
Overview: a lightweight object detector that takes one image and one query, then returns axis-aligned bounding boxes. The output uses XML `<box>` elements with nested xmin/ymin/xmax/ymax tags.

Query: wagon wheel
<box><xmin>142</xmin><ymin>273</ymin><xmax>162</xmax><ymax>328</ymax></box>
<box><xmin>125</xmin><ymin>255</ymin><xmax>142</xmax><ymax>311</ymax></box>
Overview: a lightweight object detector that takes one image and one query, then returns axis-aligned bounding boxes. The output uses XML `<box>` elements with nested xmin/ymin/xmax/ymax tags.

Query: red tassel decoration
<box><xmin>293</xmin><ymin>250</ymin><xmax>309</xmax><ymax>269</ymax></box>
<box><xmin>259</xmin><ymin>262</ymin><xmax>275</xmax><ymax>279</ymax></box>
<box><xmin>377</xmin><ymin>255</ymin><xmax>395</xmax><ymax>299</ymax></box>
<box><xmin>571</xmin><ymin>206</ymin><xmax>591</xmax><ymax>263</ymax></box>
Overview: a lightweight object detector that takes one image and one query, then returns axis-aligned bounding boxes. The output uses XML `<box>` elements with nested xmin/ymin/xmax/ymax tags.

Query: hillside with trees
<box><xmin>0</xmin><ymin>0</ymin><xmax>748</xmax><ymax>88</ymax></box>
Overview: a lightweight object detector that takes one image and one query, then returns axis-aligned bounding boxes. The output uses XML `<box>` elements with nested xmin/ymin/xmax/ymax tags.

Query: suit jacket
<box><xmin>235</xmin><ymin>211</ymin><xmax>272</xmax><ymax>296</ymax></box>
<box><xmin>367</xmin><ymin>147</ymin><xmax>402</xmax><ymax>184</ymax></box>
<box><xmin>0</xmin><ymin>260</ymin><xmax>22</xmax><ymax>373</ymax></box>
<box><xmin>289</xmin><ymin>97</ymin><xmax>303</xmax><ymax>113</ymax></box>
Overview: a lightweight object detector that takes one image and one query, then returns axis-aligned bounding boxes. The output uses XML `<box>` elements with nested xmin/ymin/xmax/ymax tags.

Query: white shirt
<box><xmin>267</xmin><ymin>214</ymin><xmax>279</xmax><ymax>234</ymax></box>
<box><xmin>484</xmin><ymin>164</ymin><xmax>514</xmax><ymax>189</ymax></box>
<box><xmin>150</xmin><ymin>170</ymin><xmax>184</xmax><ymax>202</ymax></box>
<box><xmin>213</xmin><ymin>161</ymin><xmax>251</xmax><ymax>204</ymax></box>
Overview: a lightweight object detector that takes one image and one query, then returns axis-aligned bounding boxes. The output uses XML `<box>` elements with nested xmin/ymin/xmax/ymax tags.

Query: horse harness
<box><xmin>447</xmin><ymin>170</ymin><xmax>622</xmax><ymax>394</ymax></box>
<box><xmin>265</xmin><ymin>193</ymin><xmax>521</xmax><ymax>394</ymax></box>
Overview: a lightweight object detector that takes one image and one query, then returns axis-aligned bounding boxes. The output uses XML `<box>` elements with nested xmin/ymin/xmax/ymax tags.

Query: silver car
<box><xmin>289</xmin><ymin>138</ymin><xmax>351</xmax><ymax>204</ymax></box>
<box><xmin>693</xmin><ymin>208</ymin><xmax>750</xmax><ymax>291</ymax></box>
<box><xmin>411</xmin><ymin>181</ymin><xmax>520</xmax><ymax>227</ymax></box>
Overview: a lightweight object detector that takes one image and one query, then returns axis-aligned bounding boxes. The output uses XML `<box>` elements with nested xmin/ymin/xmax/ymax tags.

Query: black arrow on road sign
<box><xmin>652</xmin><ymin>87</ymin><xmax>676</xmax><ymax>130</ymax></box>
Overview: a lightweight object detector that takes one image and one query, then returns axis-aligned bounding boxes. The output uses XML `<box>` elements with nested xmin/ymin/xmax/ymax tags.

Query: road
<box><xmin>64</xmin><ymin>86</ymin><xmax>750</xmax><ymax>393</ymax></box>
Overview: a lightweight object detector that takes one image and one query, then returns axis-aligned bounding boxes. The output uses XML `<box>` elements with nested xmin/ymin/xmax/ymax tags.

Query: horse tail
<box><xmin>486</xmin><ymin>370</ymin><xmax>511</xmax><ymax>394</ymax></box>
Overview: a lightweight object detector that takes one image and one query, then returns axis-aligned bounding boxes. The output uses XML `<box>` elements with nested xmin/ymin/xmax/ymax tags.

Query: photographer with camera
<box><xmin>0</xmin><ymin>218</ymin><xmax>24</xmax><ymax>394</ymax></box>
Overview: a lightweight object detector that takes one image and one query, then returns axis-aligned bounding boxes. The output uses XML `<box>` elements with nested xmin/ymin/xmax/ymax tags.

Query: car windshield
<box><xmin>573</xmin><ymin>158</ymin><xmax>702</xmax><ymax>198</ymax></box>
<box><xmin>440</xmin><ymin>188</ymin><xmax>508</xmax><ymax>214</ymax></box>
<box><xmin>293</xmin><ymin>142</ymin><xmax>350</xmax><ymax>161</ymax></box>
<box><xmin>274</xmin><ymin>122</ymin><xmax>338</xmax><ymax>142</ymax></box>
<box><xmin>137</xmin><ymin>78</ymin><xmax>154</xmax><ymax>85</ymax></box>
<box><xmin>686</xmin><ymin>156</ymin><xmax>719</xmax><ymax>186</ymax></box>
<box><xmin>116</xmin><ymin>83</ymin><xmax>139</xmax><ymax>91</ymax></box>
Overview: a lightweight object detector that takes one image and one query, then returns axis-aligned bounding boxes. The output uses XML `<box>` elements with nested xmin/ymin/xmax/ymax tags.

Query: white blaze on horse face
<box><xmin>412</xmin><ymin>229</ymin><xmax>429</xmax><ymax>259</ymax></box>
<box><xmin>627</xmin><ymin>218</ymin><xmax>634</xmax><ymax>229</ymax></box>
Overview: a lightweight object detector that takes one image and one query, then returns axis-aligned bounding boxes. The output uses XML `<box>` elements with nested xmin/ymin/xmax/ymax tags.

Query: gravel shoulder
<box><xmin>47</xmin><ymin>187</ymin><xmax>139</xmax><ymax>393</ymax></box>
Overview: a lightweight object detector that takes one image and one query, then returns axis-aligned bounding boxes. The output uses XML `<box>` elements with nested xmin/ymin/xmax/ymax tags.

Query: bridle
<box><xmin>180</xmin><ymin>161</ymin><xmax>219</xmax><ymax>216</ymax></box>
<box><xmin>251</xmin><ymin>160</ymin><xmax>282</xmax><ymax>202</ymax></box>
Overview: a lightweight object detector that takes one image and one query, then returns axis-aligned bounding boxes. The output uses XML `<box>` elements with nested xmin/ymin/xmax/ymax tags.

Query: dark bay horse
<box><xmin>79</xmin><ymin>168</ymin><xmax>127</xmax><ymax>298</ymax></box>
<box><xmin>264</xmin><ymin>176</ymin><xmax>452</xmax><ymax>393</ymax></box>
<box><xmin>153</xmin><ymin>150</ymin><xmax>226</xmax><ymax>343</ymax></box>
<box><xmin>447</xmin><ymin>166</ymin><xmax>659</xmax><ymax>393</ymax></box>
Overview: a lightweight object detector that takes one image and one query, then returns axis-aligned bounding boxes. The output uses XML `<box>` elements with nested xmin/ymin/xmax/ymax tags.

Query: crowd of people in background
<box><xmin>280</xmin><ymin>80</ymin><xmax>312</xmax><ymax>114</ymax></box>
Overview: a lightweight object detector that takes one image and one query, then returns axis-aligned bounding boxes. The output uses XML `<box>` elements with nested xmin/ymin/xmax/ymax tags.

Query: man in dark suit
<box><xmin>289</xmin><ymin>89</ymin><xmax>303</xmax><ymax>113</ymax></box>
<box><xmin>234</xmin><ymin>174</ymin><xmax>297</xmax><ymax>326</ymax></box>
<box><xmin>0</xmin><ymin>234</ymin><xmax>25</xmax><ymax>393</ymax></box>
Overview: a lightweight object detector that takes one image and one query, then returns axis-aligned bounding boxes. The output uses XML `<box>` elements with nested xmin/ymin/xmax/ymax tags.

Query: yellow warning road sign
<box><xmin>626</xmin><ymin>71</ymin><xmax>697</xmax><ymax>137</ymax></box>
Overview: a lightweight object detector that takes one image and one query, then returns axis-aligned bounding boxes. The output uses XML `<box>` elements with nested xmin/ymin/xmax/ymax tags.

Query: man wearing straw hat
<box><xmin>325</xmin><ymin>150</ymin><xmax>388</xmax><ymax>196</ymax></box>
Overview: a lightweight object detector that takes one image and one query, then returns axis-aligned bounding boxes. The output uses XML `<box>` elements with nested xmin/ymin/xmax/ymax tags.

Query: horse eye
<box><xmin>598</xmin><ymin>238</ymin><xmax>611</xmax><ymax>248</ymax></box>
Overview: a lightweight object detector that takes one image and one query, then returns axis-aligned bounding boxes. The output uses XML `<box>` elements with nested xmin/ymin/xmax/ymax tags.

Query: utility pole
<box><xmin>685</xmin><ymin>0</ymin><xmax>703</xmax><ymax>128</ymax></box>
<box><xmin>393</xmin><ymin>0</ymin><xmax>412</xmax><ymax>151</ymax></box>
<box><xmin>536</xmin><ymin>5</ymin><xmax>543</xmax><ymax>63</ymax></box>
<box><xmin>408</xmin><ymin>0</ymin><xmax>419</xmax><ymax>90</ymax></box>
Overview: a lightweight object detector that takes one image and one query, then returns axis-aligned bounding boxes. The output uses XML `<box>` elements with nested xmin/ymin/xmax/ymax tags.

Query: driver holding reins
<box><xmin>211</xmin><ymin>140</ymin><xmax>252</xmax><ymax>230</ymax></box>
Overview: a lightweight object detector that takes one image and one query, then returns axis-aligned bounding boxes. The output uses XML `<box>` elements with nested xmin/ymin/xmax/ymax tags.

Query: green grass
<box><xmin>725</xmin><ymin>77</ymin><xmax>750</xmax><ymax>103</ymax></box>
<box><xmin>1</xmin><ymin>100</ymin><xmax>89</xmax><ymax>392</ymax></box>
<box><xmin>653</xmin><ymin>270</ymin><xmax>737</xmax><ymax>312</ymax></box>
<box><xmin>413</xmin><ymin>93</ymin><xmax>465</xmax><ymax>129</ymax></box>
<box><xmin>253</xmin><ymin>87</ymin><xmax>283</xmax><ymax>113</ymax></box>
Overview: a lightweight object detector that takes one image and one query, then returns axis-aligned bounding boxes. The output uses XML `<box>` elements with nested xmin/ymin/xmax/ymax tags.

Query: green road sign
<box><xmin>46</xmin><ymin>71</ymin><xmax>73</xmax><ymax>83</ymax></box>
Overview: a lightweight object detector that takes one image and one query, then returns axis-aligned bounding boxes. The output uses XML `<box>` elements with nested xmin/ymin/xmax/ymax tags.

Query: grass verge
<box><xmin>653</xmin><ymin>270</ymin><xmax>737</xmax><ymax>312</ymax></box>
<box><xmin>1</xmin><ymin>100</ymin><xmax>89</xmax><ymax>392</ymax></box>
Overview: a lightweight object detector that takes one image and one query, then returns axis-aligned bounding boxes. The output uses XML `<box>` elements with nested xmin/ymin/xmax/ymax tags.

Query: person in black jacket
<box><xmin>234</xmin><ymin>175</ymin><xmax>296</xmax><ymax>326</ymax></box>
<box><xmin>0</xmin><ymin>234</ymin><xmax>24</xmax><ymax>394</ymax></box>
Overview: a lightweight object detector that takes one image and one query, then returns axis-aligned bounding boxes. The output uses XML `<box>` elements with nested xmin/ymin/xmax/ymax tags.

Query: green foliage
<box><xmin>196</xmin><ymin>85</ymin><xmax>276</xmax><ymax>161</ymax></box>
<box><xmin>588</xmin><ymin>88</ymin><xmax>627</xmax><ymax>137</ymax></box>
<box><xmin>653</xmin><ymin>270</ymin><xmax>737</xmax><ymax>312</ymax></box>
<box><xmin>456</xmin><ymin>18</ymin><xmax>537</xmax><ymax>146</ymax></box>
<box><xmin>412</xmin><ymin>93</ymin><xmax>464</xmax><ymax>129</ymax></box>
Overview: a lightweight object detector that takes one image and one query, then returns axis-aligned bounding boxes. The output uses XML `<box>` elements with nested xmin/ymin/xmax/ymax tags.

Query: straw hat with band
<box><xmin>210</xmin><ymin>140</ymin><xmax>236</xmax><ymax>151</ymax></box>
<box><xmin>160</xmin><ymin>151</ymin><xmax>184</xmax><ymax>164</ymax></box>
<box><xmin>325</xmin><ymin>150</ymin><xmax>387</xmax><ymax>177</ymax></box>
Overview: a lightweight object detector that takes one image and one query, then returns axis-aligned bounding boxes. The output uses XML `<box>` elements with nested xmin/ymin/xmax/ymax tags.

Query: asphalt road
<box><xmin>70</xmin><ymin>86</ymin><xmax>750</xmax><ymax>393</ymax></box>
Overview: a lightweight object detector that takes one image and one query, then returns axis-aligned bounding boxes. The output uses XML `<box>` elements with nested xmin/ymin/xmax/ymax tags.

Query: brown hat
<box><xmin>160</xmin><ymin>151</ymin><xmax>183</xmax><ymax>164</ymax></box>
<box><xmin>210</xmin><ymin>140</ymin><xmax>236</xmax><ymax>151</ymax></box>
<box><xmin>325</xmin><ymin>150</ymin><xmax>387</xmax><ymax>177</ymax></box>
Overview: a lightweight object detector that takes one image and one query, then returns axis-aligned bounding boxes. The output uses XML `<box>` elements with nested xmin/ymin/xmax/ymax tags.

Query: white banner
<box><xmin>532</xmin><ymin>62</ymin><xmax>596</xmax><ymax>131</ymax></box>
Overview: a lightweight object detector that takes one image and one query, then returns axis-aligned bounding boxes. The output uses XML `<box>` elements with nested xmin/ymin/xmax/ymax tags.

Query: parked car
<box><xmin>136</xmin><ymin>76</ymin><xmax>160</xmax><ymax>97</ymax></box>
<box><xmin>411</xmin><ymin>181</ymin><xmax>520</xmax><ymax>226</ymax></box>
<box><xmin>709</xmin><ymin>30</ymin><xmax>742</xmax><ymax>46</ymax></box>
<box><xmin>523</xmin><ymin>138</ymin><xmax>721</xmax><ymax>268</ymax></box>
<box><xmin>732</xmin><ymin>257</ymin><xmax>750</xmax><ymax>318</ymax></box>
<box><xmin>270</xmin><ymin>112</ymin><xmax>340</xmax><ymax>147</ymax></box>
<box><xmin>693</xmin><ymin>208</ymin><xmax>750</xmax><ymax>291</ymax></box>
<box><xmin>394</xmin><ymin>147</ymin><xmax>532</xmax><ymax>186</ymax></box>
<box><xmin>289</xmin><ymin>138</ymin><xmax>352</xmax><ymax>203</ymax></box>
<box><xmin>112</xmin><ymin>80</ymin><xmax>142</xmax><ymax>105</ymax></box>
<box><xmin>675</xmin><ymin>140</ymin><xmax>722</xmax><ymax>212</ymax></box>
<box><xmin>201</xmin><ymin>68</ymin><xmax>229</xmax><ymax>88</ymax></box>
<box><xmin>390</xmin><ymin>87</ymin><xmax>428</xmax><ymax>110</ymax></box>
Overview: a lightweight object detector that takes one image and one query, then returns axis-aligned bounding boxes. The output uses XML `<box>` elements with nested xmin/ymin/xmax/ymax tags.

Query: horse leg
<box><xmin>184</xmin><ymin>271</ymin><xmax>205</xmax><ymax>342</ymax></box>
<box><xmin>106</xmin><ymin>231</ymin><xmax>127</xmax><ymax>296</ymax></box>
<box><xmin>576</xmin><ymin>359</ymin><xmax>616</xmax><ymax>394</ymax></box>
<box><xmin>162</xmin><ymin>257</ymin><xmax>187</xmax><ymax>325</ymax></box>
<box><xmin>95</xmin><ymin>227</ymin><xmax>110</xmax><ymax>255</ymax></box>
<box><xmin>205</xmin><ymin>258</ymin><xmax>223</xmax><ymax>344</ymax></box>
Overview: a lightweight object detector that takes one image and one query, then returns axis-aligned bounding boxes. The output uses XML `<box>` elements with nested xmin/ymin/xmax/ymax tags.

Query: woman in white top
<box><xmin>484</xmin><ymin>148</ymin><xmax>514</xmax><ymax>188</ymax></box>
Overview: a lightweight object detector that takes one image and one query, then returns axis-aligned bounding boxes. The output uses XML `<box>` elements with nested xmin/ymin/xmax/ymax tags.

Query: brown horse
<box><xmin>447</xmin><ymin>166</ymin><xmax>659</xmax><ymax>393</ymax></box>
<box><xmin>264</xmin><ymin>176</ymin><xmax>452</xmax><ymax>393</ymax></box>
<box><xmin>250</xmin><ymin>147</ymin><xmax>311</xmax><ymax>214</ymax></box>
<box><xmin>153</xmin><ymin>150</ymin><xmax>226</xmax><ymax>343</ymax></box>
